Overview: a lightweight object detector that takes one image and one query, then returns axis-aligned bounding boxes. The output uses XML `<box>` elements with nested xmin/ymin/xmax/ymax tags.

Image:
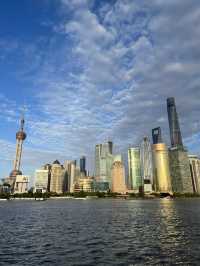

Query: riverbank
<box><xmin>0</xmin><ymin>193</ymin><xmax>200</xmax><ymax>201</ymax></box>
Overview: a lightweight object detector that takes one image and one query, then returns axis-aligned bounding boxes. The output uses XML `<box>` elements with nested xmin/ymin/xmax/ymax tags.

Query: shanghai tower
<box><xmin>167</xmin><ymin>97</ymin><xmax>193</xmax><ymax>193</ymax></box>
<box><xmin>167</xmin><ymin>97</ymin><xmax>183</xmax><ymax>148</ymax></box>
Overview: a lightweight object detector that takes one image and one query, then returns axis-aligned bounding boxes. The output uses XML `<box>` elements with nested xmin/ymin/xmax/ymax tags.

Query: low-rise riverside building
<box><xmin>74</xmin><ymin>177</ymin><xmax>94</xmax><ymax>192</ymax></box>
<box><xmin>14</xmin><ymin>175</ymin><xmax>29</xmax><ymax>194</ymax></box>
<box><xmin>34</xmin><ymin>169</ymin><xmax>49</xmax><ymax>193</ymax></box>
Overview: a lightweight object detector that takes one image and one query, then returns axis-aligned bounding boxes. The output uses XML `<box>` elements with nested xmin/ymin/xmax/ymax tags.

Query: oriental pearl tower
<box><xmin>10</xmin><ymin>115</ymin><xmax>27</xmax><ymax>180</ymax></box>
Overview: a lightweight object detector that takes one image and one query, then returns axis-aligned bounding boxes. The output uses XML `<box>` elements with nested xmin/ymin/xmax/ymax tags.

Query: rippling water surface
<box><xmin>0</xmin><ymin>199</ymin><xmax>200</xmax><ymax>266</ymax></box>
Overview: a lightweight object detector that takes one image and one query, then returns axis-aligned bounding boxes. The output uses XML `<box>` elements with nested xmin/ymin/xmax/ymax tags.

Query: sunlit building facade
<box><xmin>14</xmin><ymin>175</ymin><xmax>29</xmax><ymax>194</ymax></box>
<box><xmin>140</xmin><ymin>137</ymin><xmax>153</xmax><ymax>193</ymax></box>
<box><xmin>111</xmin><ymin>161</ymin><xmax>127</xmax><ymax>194</ymax></box>
<box><xmin>167</xmin><ymin>97</ymin><xmax>193</xmax><ymax>193</ymax></box>
<box><xmin>128</xmin><ymin>147</ymin><xmax>143</xmax><ymax>191</ymax></box>
<box><xmin>152</xmin><ymin>127</ymin><xmax>172</xmax><ymax>194</ymax></box>
<box><xmin>189</xmin><ymin>155</ymin><xmax>200</xmax><ymax>193</ymax></box>
<box><xmin>34</xmin><ymin>169</ymin><xmax>49</xmax><ymax>193</ymax></box>
<box><xmin>74</xmin><ymin>177</ymin><xmax>94</xmax><ymax>193</ymax></box>
<box><xmin>50</xmin><ymin>160</ymin><xmax>65</xmax><ymax>194</ymax></box>
<box><xmin>95</xmin><ymin>141</ymin><xmax>114</xmax><ymax>191</ymax></box>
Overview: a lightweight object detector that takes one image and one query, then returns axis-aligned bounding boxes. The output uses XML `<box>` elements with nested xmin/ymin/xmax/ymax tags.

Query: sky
<box><xmin>0</xmin><ymin>0</ymin><xmax>200</xmax><ymax>182</ymax></box>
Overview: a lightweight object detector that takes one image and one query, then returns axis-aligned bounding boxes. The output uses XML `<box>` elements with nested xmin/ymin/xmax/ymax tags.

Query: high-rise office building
<box><xmin>152</xmin><ymin>128</ymin><xmax>172</xmax><ymax>194</ymax></box>
<box><xmin>64</xmin><ymin>160</ymin><xmax>76</xmax><ymax>193</ymax></box>
<box><xmin>169</xmin><ymin>148</ymin><xmax>193</xmax><ymax>193</ymax></box>
<box><xmin>42</xmin><ymin>164</ymin><xmax>51</xmax><ymax>192</ymax></box>
<box><xmin>50</xmin><ymin>160</ymin><xmax>65</xmax><ymax>194</ymax></box>
<box><xmin>111</xmin><ymin>160</ymin><xmax>127</xmax><ymax>194</ymax></box>
<box><xmin>95</xmin><ymin>144</ymin><xmax>102</xmax><ymax>178</ymax></box>
<box><xmin>75</xmin><ymin>166</ymin><xmax>81</xmax><ymax>184</ymax></box>
<box><xmin>95</xmin><ymin>141</ymin><xmax>114</xmax><ymax>190</ymax></box>
<box><xmin>140</xmin><ymin>137</ymin><xmax>153</xmax><ymax>193</ymax></box>
<box><xmin>188</xmin><ymin>155</ymin><xmax>200</xmax><ymax>193</ymax></box>
<box><xmin>107</xmin><ymin>141</ymin><xmax>113</xmax><ymax>154</ymax></box>
<box><xmin>14</xmin><ymin>175</ymin><xmax>29</xmax><ymax>194</ymax></box>
<box><xmin>167</xmin><ymin>97</ymin><xmax>193</xmax><ymax>193</ymax></box>
<box><xmin>152</xmin><ymin>127</ymin><xmax>162</xmax><ymax>145</ymax></box>
<box><xmin>80</xmin><ymin>156</ymin><xmax>86</xmax><ymax>176</ymax></box>
<box><xmin>128</xmin><ymin>147</ymin><xmax>143</xmax><ymax>191</ymax></box>
<box><xmin>34</xmin><ymin>169</ymin><xmax>49</xmax><ymax>193</ymax></box>
<box><xmin>167</xmin><ymin>97</ymin><xmax>183</xmax><ymax>148</ymax></box>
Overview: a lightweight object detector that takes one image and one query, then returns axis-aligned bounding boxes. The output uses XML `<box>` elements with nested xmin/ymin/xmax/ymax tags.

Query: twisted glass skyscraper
<box><xmin>167</xmin><ymin>97</ymin><xmax>183</xmax><ymax>148</ymax></box>
<box><xmin>167</xmin><ymin>97</ymin><xmax>193</xmax><ymax>193</ymax></box>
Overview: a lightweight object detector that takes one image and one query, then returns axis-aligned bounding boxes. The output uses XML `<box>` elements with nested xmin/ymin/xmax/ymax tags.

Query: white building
<box><xmin>14</xmin><ymin>175</ymin><xmax>29</xmax><ymax>194</ymax></box>
<box><xmin>34</xmin><ymin>169</ymin><xmax>49</xmax><ymax>193</ymax></box>
<box><xmin>140</xmin><ymin>137</ymin><xmax>153</xmax><ymax>193</ymax></box>
<box><xmin>189</xmin><ymin>155</ymin><xmax>200</xmax><ymax>193</ymax></box>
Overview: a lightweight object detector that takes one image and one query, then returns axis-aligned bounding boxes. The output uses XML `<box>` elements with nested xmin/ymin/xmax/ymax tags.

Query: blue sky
<box><xmin>0</xmin><ymin>0</ymin><xmax>200</xmax><ymax>182</ymax></box>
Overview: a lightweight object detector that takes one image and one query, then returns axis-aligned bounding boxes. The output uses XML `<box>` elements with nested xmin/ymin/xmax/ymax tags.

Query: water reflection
<box><xmin>0</xmin><ymin>199</ymin><xmax>200</xmax><ymax>265</ymax></box>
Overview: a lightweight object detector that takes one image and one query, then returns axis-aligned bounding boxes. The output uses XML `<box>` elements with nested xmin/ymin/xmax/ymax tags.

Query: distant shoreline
<box><xmin>1</xmin><ymin>195</ymin><xmax>200</xmax><ymax>201</ymax></box>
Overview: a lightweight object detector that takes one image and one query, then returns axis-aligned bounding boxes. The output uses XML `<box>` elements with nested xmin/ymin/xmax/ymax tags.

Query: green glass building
<box><xmin>128</xmin><ymin>147</ymin><xmax>143</xmax><ymax>191</ymax></box>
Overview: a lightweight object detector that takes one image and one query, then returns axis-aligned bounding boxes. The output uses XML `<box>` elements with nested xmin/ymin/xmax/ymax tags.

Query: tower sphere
<box><xmin>16</xmin><ymin>131</ymin><xmax>26</xmax><ymax>140</ymax></box>
<box><xmin>10</xmin><ymin>169</ymin><xmax>22</xmax><ymax>178</ymax></box>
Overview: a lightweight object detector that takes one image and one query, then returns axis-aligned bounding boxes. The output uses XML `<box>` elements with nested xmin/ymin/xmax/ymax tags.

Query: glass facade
<box><xmin>95</xmin><ymin>141</ymin><xmax>114</xmax><ymax>190</ymax></box>
<box><xmin>167</xmin><ymin>97</ymin><xmax>183</xmax><ymax>148</ymax></box>
<box><xmin>128</xmin><ymin>147</ymin><xmax>142</xmax><ymax>190</ymax></box>
<box><xmin>152</xmin><ymin>127</ymin><xmax>162</xmax><ymax>144</ymax></box>
<box><xmin>80</xmin><ymin>156</ymin><xmax>86</xmax><ymax>176</ymax></box>
<box><xmin>140</xmin><ymin>137</ymin><xmax>153</xmax><ymax>183</ymax></box>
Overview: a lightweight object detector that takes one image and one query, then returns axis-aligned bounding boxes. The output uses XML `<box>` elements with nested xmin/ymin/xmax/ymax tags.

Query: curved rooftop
<box><xmin>52</xmin><ymin>160</ymin><xmax>60</xmax><ymax>165</ymax></box>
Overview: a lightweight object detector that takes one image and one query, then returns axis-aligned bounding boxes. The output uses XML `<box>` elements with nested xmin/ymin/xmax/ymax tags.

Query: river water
<box><xmin>0</xmin><ymin>199</ymin><xmax>200</xmax><ymax>266</ymax></box>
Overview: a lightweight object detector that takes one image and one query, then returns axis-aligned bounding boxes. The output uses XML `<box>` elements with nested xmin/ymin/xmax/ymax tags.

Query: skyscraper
<box><xmin>140</xmin><ymin>137</ymin><xmax>153</xmax><ymax>193</ymax></box>
<box><xmin>152</xmin><ymin>128</ymin><xmax>172</xmax><ymax>194</ymax></box>
<box><xmin>152</xmin><ymin>127</ymin><xmax>162</xmax><ymax>145</ymax></box>
<box><xmin>188</xmin><ymin>155</ymin><xmax>200</xmax><ymax>193</ymax></box>
<box><xmin>95</xmin><ymin>144</ymin><xmax>102</xmax><ymax>179</ymax></box>
<box><xmin>128</xmin><ymin>147</ymin><xmax>143</xmax><ymax>191</ymax></box>
<box><xmin>167</xmin><ymin>97</ymin><xmax>183</xmax><ymax>148</ymax></box>
<box><xmin>50</xmin><ymin>160</ymin><xmax>65</xmax><ymax>194</ymax></box>
<box><xmin>111</xmin><ymin>160</ymin><xmax>127</xmax><ymax>194</ymax></box>
<box><xmin>140</xmin><ymin>137</ymin><xmax>153</xmax><ymax>181</ymax></box>
<box><xmin>95</xmin><ymin>141</ymin><xmax>114</xmax><ymax>190</ymax></box>
<box><xmin>107</xmin><ymin>141</ymin><xmax>113</xmax><ymax>154</ymax></box>
<box><xmin>167</xmin><ymin>97</ymin><xmax>193</xmax><ymax>193</ymax></box>
<box><xmin>64</xmin><ymin>160</ymin><xmax>76</xmax><ymax>193</ymax></box>
<box><xmin>43</xmin><ymin>164</ymin><xmax>52</xmax><ymax>192</ymax></box>
<box><xmin>80</xmin><ymin>156</ymin><xmax>86</xmax><ymax>176</ymax></box>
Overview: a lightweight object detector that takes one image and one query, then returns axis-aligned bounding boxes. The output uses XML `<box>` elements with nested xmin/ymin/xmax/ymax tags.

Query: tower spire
<box><xmin>10</xmin><ymin>113</ymin><xmax>27</xmax><ymax>180</ymax></box>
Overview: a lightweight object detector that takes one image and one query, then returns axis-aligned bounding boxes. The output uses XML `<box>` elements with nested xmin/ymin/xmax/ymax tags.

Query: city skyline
<box><xmin>0</xmin><ymin>0</ymin><xmax>200</xmax><ymax>181</ymax></box>
<box><xmin>1</xmin><ymin>95</ymin><xmax>200</xmax><ymax>195</ymax></box>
